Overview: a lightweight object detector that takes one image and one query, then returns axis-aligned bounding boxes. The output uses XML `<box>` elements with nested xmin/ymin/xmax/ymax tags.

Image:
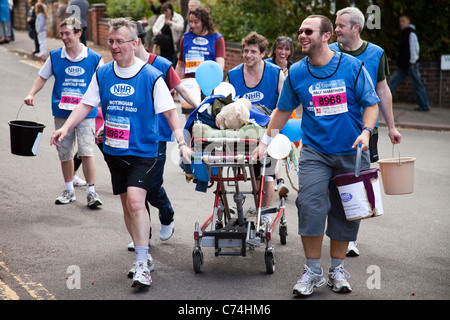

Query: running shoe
<box><xmin>293</xmin><ymin>264</ymin><xmax>326</xmax><ymax>296</ymax></box>
<box><xmin>160</xmin><ymin>222</ymin><xmax>174</xmax><ymax>241</ymax></box>
<box><xmin>327</xmin><ymin>264</ymin><xmax>352</xmax><ymax>293</ymax></box>
<box><xmin>55</xmin><ymin>190</ymin><xmax>76</xmax><ymax>204</ymax></box>
<box><xmin>346</xmin><ymin>241</ymin><xmax>360</xmax><ymax>257</ymax></box>
<box><xmin>128</xmin><ymin>254</ymin><xmax>154</xmax><ymax>278</ymax></box>
<box><xmin>73</xmin><ymin>175</ymin><xmax>87</xmax><ymax>187</ymax></box>
<box><xmin>87</xmin><ymin>191</ymin><xmax>102</xmax><ymax>208</ymax></box>
<box><xmin>131</xmin><ymin>261</ymin><xmax>152</xmax><ymax>288</ymax></box>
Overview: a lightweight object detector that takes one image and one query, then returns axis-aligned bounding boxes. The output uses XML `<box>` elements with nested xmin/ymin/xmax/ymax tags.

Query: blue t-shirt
<box><xmin>228</xmin><ymin>61</ymin><xmax>281</xmax><ymax>111</ymax></box>
<box><xmin>277</xmin><ymin>51</ymin><xmax>379</xmax><ymax>155</ymax></box>
<box><xmin>329</xmin><ymin>41</ymin><xmax>385</xmax><ymax>127</ymax></box>
<box><xmin>96</xmin><ymin>62</ymin><xmax>162</xmax><ymax>158</ymax></box>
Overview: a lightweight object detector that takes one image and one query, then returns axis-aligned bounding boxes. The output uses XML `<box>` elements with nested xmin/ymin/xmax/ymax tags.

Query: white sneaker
<box><xmin>55</xmin><ymin>190</ymin><xmax>76</xmax><ymax>204</ymax></box>
<box><xmin>346</xmin><ymin>241</ymin><xmax>360</xmax><ymax>256</ymax></box>
<box><xmin>160</xmin><ymin>222</ymin><xmax>174</xmax><ymax>241</ymax></box>
<box><xmin>73</xmin><ymin>175</ymin><xmax>87</xmax><ymax>187</ymax></box>
<box><xmin>87</xmin><ymin>191</ymin><xmax>102</xmax><ymax>208</ymax></box>
<box><xmin>131</xmin><ymin>261</ymin><xmax>152</xmax><ymax>288</ymax></box>
<box><xmin>327</xmin><ymin>264</ymin><xmax>352</xmax><ymax>293</ymax></box>
<box><xmin>128</xmin><ymin>254</ymin><xmax>154</xmax><ymax>278</ymax></box>
<box><xmin>293</xmin><ymin>265</ymin><xmax>326</xmax><ymax>296</ymax></box>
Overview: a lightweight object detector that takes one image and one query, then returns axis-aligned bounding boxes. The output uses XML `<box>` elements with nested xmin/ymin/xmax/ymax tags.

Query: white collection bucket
<box><xmin>332</xmin><ymin>145</ymin><xmax>383</xmax><ymax>221</ymax></box>
<box><xmin>377</xmin><ymin>145</ymin><xmax>415</xmax><ymax>195</ymax></box>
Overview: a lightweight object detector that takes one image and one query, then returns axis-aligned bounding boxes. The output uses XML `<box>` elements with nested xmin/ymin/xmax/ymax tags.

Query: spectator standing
<box><xmin>0</xmin><ymin>0</ymin><xmax>11</xmax><ymax>44</ymax></box>
<box><xmin>152</xmin><ymin>2</ymin><xmax>184</xmax><ymax>63</ymax></box>
<box><xmin>388</xmin><ymin>14</ymin><xmax>430</xmax><ymax>112</ymax></box>
<box><xmin>26</xmin><ymin>0</ymin><xmax>39</xmax><ymax>54</ymax></box>
<box><xmin>35</xmin><ymin>2</ymin><xmax>47</xmax><ymax>58</ymax></box>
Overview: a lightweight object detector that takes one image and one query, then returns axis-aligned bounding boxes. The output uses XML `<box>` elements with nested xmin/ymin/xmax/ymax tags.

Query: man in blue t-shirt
<box><xmin>252</xmin><ymin>15</ymin><xmax>379</xmax><ymax>297</ymax></box>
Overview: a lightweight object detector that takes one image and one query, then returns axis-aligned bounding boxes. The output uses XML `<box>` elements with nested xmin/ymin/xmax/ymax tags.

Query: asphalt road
<box><xmin>0</xmin><ymin>45</ymin><xmax>449</xmax><ymax>306</ymax></box>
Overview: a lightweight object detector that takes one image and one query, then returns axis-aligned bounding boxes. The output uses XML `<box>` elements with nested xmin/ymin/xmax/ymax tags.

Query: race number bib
<box><xmin>311</xmin><ymin>80</ymin><xmax>348</xmax><ymax>116</ymax></box>
<box><xmin>59</xmin><ymin>91</ymin><xmax>83</xmax><ymax>111</ymax></box>
<box><xmin>185</xmin><ymin>53</ymin><xmax>204</xmax><ymax>74</ymax></box>
<box><xmin>104</xmin><ymin>114</ymin><xmax>130</xmax><ymax>149</ymax></box>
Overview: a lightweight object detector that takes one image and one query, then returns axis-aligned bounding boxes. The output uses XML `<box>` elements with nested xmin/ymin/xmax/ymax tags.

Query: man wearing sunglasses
<box><xmin>252</xmin><ymin>15</ymin><xmax>379</xmax><ymax>296</ymax></box>
<box><xmin>331</xmin><ymin>7</ymin><xmax>402</xmax><ymax>258</ymax></box>
<box><xmin>50</xmin><ymin>18</ymin><xmax>192</xmax><ymax>289</ymax></box>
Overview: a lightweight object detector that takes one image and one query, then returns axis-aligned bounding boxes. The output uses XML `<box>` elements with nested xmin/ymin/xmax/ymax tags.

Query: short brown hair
<box><xmin>242</xmin><ymin>31</ymin><xmax>269</xmax><ymax>54</ymax></box>
<box><xmin>60</xmin><ymin>17</ymin><xmax>82</xmax><ymax>34</ymax></box>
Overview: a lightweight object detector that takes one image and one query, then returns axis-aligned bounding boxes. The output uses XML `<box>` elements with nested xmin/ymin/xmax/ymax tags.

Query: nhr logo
<box><xmin>193</xmin><ymin>37</ymin><xmax>209</xmax><ymax>46</ymax></box>
<box><xmin>110</xmin><ymin>84</ymin><xmax>135</xmax><ymax>97</ymax></box>
<box><xmin>244</xmin><ymin>91</ymin><xmax>264</xmax><ymax>102</ymax></box>
<box><xmin>65</xmin><ymin>66</ymin><xmax>85</xmax><ymax>76</ymax></box>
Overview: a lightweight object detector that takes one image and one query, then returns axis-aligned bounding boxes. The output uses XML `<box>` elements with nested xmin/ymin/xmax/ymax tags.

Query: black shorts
<box><xmin>104</xmin><ymin>154</ymin><xmax>157</xmax><ymax>195</ymax></box>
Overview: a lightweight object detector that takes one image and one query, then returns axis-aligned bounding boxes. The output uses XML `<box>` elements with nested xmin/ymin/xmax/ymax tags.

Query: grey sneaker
<box><xmin>327</xmin><ymin>264</ymin><xmax>352</xmax><ymax>293</ymax></box>
<box><xmin>87</xmin><ymin>191</ymin><xmax>102</xmax><ymax>208</ymax></box>
<box><xmin>293</xmin><ymin>264</ymin><xmax>326</xmax><ymax>296</ymax></box>
<box><xmin>55</xmin><ymin>190</ymin><xmax>76</xmax><ymax>204</ymax></box>
<box><xmin>160</xmin><ymin>222</ymin><xmax>174</xmax><ymax>241</ymax></box>
<box><xmin>128</xmin><ymin>254</ymin><xmax>154</xmax><ymax>278</ymax></box>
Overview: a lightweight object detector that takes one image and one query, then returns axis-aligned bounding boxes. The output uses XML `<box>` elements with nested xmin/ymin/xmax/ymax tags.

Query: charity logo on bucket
<box><xmin>340</xmin><ymin>193</ymin><xmax>353</xmax><ymax>202</ymax></box>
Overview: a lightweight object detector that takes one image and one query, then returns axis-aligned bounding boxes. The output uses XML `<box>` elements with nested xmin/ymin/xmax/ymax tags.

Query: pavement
<box><xmin>2</xmin><ymin>30</ymin><xmax>450</xmax><ymax>133</ymax></box>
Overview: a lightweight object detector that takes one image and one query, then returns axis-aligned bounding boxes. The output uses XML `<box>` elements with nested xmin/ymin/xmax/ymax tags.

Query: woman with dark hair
<box><xmin>175</xmin><ymin>7</ymin><xmax>226</xmax><ymax>117</ymax></box>
<box><xmin>266</xmin><ymin>36</ymin><xmax>294</xmax><ymax>76</ymax></box>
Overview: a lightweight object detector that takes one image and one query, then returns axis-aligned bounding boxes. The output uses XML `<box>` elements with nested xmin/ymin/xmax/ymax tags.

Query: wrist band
<box><xmin>261</xmin><ymin>133</ymin><xmax>272</xmax><ymax>145</ymax></box>
<box><xmin>178</xmin><ymin>141</ymin><xmax>187</xmax><ymax>149</ymax></box>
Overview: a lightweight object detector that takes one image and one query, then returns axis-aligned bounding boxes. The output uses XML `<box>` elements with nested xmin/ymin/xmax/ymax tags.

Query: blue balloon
<box><xmin>281</xmin><ymin>119</ymin><xmax>303</xmax><ymax>142</ymax></box>
<box><xmin>195</xmin><ymin>61</ymin><xmax>223</xmax><ymax>96</ymax></box>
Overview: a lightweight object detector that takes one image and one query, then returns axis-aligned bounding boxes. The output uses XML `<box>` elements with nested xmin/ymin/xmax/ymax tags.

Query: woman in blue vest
<box><xmin>175</xmin><ymin>6</ymin><xmax>226</xmax><ymax>118</ymax></box>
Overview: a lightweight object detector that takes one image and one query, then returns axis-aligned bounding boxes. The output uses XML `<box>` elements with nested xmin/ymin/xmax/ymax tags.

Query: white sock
<box><xmin>135</xmin><ymin>246</ymin><xmax>149</xmax><ymax>264</ymax></box>
<box><xmin>66</xmin><ymin>181</ymin><xmax>74</xmax><ymax>192</ymax></box>
<box><xmin>86</xmin><ymin>184</ymin><xmax>95</xmax><ymax>194</ymax></box>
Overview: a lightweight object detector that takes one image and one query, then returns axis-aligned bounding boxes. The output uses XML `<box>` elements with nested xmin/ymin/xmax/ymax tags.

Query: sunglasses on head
<box><xmin>296</xmin><ymin>29</ymin><xmax>322</xmax><ymax>36</ymax></box>
<box><xmin>277</xmin><ymin>36</ymin><xmax>293</xmax><ymax>42</ymax></box>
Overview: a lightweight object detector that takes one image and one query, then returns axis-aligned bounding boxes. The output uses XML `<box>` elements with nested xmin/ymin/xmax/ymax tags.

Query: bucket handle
<box><xmin>16</xmin><ymin>103</ymin><xmax>40</xmax><ymax>125</ymax></box>
<box><xmin>392</xmin><ymin>144</ymin><xmax>401</xmax><ymax>165</ymax></box>
<box><xmin>355</xmin><ymin>143</ymin><xmax>362</xmax><ymax>177</ymax></box>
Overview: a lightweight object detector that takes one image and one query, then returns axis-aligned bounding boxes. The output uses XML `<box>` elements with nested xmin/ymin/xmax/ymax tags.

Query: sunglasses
<box><xmin>277</xmin><ymin>36</ymin><xmax>293</xmax><ymax>42</ymax></box>
<box><xmin>296</xmin><ymin>29</ymin><xmax>322</xmax><ymax>36</ymax></box>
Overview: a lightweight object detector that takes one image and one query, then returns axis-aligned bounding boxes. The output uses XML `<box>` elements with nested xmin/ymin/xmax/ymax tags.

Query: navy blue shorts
<box><xmin>104</xmin><ymin>154</ymin><xmax>157</xmax><ymax>195</ymax></box>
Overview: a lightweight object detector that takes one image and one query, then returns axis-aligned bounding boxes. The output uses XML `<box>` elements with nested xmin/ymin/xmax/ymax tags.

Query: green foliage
<box><xmin>105</xmin><ymin>0</ymin><xmax>151</xmax><ymax>21</ymax></box>
<box><xmin>210</xmin><ymin>0</ymin><xmax>450</xmax><ymax>61</ymax></box>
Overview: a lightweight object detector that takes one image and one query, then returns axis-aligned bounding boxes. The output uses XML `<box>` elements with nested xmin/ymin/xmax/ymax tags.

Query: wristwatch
<box><xmin>363</xmin><ymin>127</ymin><xmax>373</xmax><ymax>136</ymax></box>
<box><xmin>178</xmin><ymin>141</ymin><xmax>187</xmax><ymax>149</ymax></box>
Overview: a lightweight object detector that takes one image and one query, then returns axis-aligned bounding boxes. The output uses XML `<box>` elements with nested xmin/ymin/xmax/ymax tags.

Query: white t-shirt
<box><xmin>81</xmin><ymin>58</ymin><xmax>175</xmax><ymax>114</ymax></box>
<box><xmin>39</xmin><ymin>44</ymin><xmax>93</xmax><ymax>79</ymax></box>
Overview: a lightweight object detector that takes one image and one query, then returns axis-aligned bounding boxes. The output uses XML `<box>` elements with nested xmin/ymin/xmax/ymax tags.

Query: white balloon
<box><xmin>213</xmin><ymin>82</ymin><xmax>236</xmax><ymax>99</ymax></box>
<box><xmin>180</xmin><ymin>78</ymin><xmax>201</xmax><ymax>104</ymax></box>
<box><xmin>266</xmin><ymin>134</ymin><xmax>291</xmax><ymax>160</ymax></box>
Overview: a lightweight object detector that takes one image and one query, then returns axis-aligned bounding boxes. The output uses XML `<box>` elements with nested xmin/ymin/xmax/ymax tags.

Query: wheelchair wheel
<box><xmin>265</xmin><ymin>252</ymin><xmax>275</xmax><ymax>274</ymax></box>
<box><xmin>279</xmin><ymin>225</ymin><xmax>287</xmax><ymax>245</ymax></box>
<box><xmin>193</xmin><ymin>250</ymin><xmax>204</xmax><ymax>273</ymax></box>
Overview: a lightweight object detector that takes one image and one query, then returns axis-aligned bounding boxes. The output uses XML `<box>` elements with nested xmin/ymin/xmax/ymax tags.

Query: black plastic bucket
<box><xmin>8</xmin><ymin>105</ymin><xmax>46</xmax><ymax>156</ymax></box>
